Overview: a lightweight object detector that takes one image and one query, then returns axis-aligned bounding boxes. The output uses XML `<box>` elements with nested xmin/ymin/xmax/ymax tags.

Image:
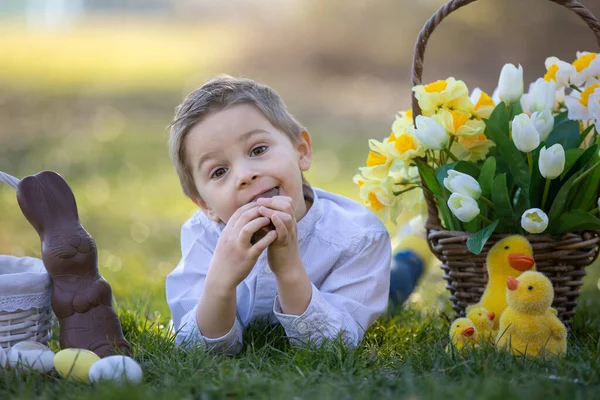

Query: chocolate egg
<box><xmin>54</xmin><ymin>348</ymin><xmax>100</xmax><ymax>382</ymax></box>
<box><xmin>250</xmin><ymin>187</ymin><xmax>279</xmax><ymax>245</ymax></box>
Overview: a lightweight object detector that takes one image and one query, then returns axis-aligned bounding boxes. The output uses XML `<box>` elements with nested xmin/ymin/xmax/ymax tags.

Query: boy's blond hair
<box><xmin>169</xmin><ymin>75</ymin><xmax>308</xmax><ymax>200</ymax></box>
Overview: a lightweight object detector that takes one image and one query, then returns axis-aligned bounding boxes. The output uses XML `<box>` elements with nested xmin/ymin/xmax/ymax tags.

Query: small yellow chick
<box><xmin>468</xmin><ymin>235</ymin><xmax>536</xmax><ymax>329</ymax></box>
<box><xmin>466</xmin><ymin>307</ymin><xmax>496</xmax><ymax>343</ymax></box>
<box><xmin>496</xmin><ymin>271</ymin><xmax>567</xmax><ymax>358</ymax></box>
<box><xmin>447</xmin><ymin>317</ymin><xmax>479</xmax><ymax>351</ymax></box>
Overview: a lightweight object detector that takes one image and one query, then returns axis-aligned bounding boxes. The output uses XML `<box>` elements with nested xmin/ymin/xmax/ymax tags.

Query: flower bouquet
<box><xmin>354</xmin><ymin>0</ymin><xmax>600</xmax><ymax>323</ymax></box>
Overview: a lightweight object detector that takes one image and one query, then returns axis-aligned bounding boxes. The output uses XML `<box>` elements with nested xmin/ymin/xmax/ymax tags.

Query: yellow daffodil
<box><xmin>450</xmin><ymin>134</ymin><xmax>496</xmax><ymax>162</ymax></box>
<box><xmin>391</xmin><ymin>110</ymin><xmax>414</xmax><ymax>134</ymax></box>
<box><xmin>412</xmin><ymin>77</ymin><xmax>473</xmax><ymax>116</ymax></box>
<box><xmin>544</xmin><ymin>56</ymin><xmax>576</xmax><ymax>89</ymax></box>
<box><xmin>354</xmin><ymin>175</ymin><xmax>402</xmax><ymax>222</ymax></box>
<box><xmin>565</xmin><ymin>82</ymin><xmax>600</xmax><ymax>120</ymax></box>
<box><xmin>470</xmin><ymin>88</ymin><xmax>496</xmax><ymax>119</ymax></box>
<box><xmin>432</xmin><ymin>109</ymin><xmax>486</xmax><ymax>137</ymax></box>
<box><xmin>570</xmin><ymin>52</ymin><xmax>600</xmax><ymax>87</ymax></box>
<box><xmin>359</xmin><ymin>141</ymin><xmax>406</xmax><ymax>181</ymax></box>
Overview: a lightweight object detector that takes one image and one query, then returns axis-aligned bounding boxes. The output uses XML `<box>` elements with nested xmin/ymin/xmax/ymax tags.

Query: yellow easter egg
<box><xmin>54</xmin><ymin>348</ymin><xmax>101</xmax><ymax>382</ymax></box>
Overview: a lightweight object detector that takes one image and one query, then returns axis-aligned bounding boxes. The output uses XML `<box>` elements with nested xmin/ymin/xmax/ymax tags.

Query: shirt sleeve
<box><xmin>166</xmin><ymin>220</ymin><xmax>244</xmax><ymax>355</ymax></box>
<box><xmin>273</xmin><ymin>230</ymin><xmax>391</xmax><ymax>347</ymax></box>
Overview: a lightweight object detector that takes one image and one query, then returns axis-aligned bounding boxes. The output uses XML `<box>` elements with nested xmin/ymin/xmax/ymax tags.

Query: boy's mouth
<box><xmin>250</xmin><ymin>186</ymin><xmax>279</xmax><ymax>203</ymax></box>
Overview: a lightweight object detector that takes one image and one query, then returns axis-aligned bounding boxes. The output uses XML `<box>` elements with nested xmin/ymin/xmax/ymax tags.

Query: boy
<box><xmin>166</xmin><ymin>75</ymin><xmax>391</xmax><ymax>355</ymax></box>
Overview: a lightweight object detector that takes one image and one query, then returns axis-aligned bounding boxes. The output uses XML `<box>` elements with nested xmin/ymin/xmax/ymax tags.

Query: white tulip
<box><xmin>531</xmin><ymin>109</ymin><xmax>555</xmax><ymax>142</ymax></box>
<box><xmin>447</xmin><ymin>193</ymin><xmax>480</xmax><ymax>223</ymax></box>
<box><xmin>527</xmin><ymin>78</ymin><xmax>556</xmax><ymax>113</ymax></box>
<box><xmin>512</xmin><ymin>113</ymin><xmax>540</xmax><ymax>152</ymax></box>
<box><xmin>498</xmin><ymin>63</ymin><xmax>524</xmax><ymax>104</ymax></box>
<box><xmin>443</xmin><ymin>170</ymin><xmax>482</xmax><ymax>200</ymax></box>
<box><xmin>414</xmin><ymin>115</ymin><xmax>449</xmax><ymax>150</ymax></box>
<box><xmin>521</xmin><ymin>208</ymin><xmax>549</xmax><ymax>234</ymax></box>
<box><xmin>539</xmin><ymin>144</ymin><xmax>565</xmax><ymax>180</ymax></box>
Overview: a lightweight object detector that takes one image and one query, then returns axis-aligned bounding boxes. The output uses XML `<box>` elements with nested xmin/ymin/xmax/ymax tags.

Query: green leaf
<box><xmin>484</xmin><ymin>102</ymin><xmax>530</xmax><ymax>195</ymax></box>
<box><xmin>561</xmin><ymin>144</ymin><xmax>598</xmax><ymax>182</ymax></box>
<box><xmin>528</xmin><ymin>144</ymin><xmax>544</xmax><ymax>209</ymax></box>
<box><xmin>508</xmin><ymin>101</ymin><xmax>523</xmax><ymax>122</ymax></box>
<box><xmin>467</xmin><ymin>219</ymin><xmax>499</xmax><ymax>254</ymax></box>
<box><xmin>554</xmin><ymin>211</ymin><xmax>600</xmax><ymax>234</ymax></box>
<box><xmin>416</xmin><ymin>160</ymin><xmax>443</xmax><ymax>197</ymax></box>
<box><xmin>454</xmin><ymin>161</ymin><xmax>481</xmax><ymax>179</ymax></box>
<box><xmin>491</xmin><ymin>173</ymin><xmax>514</xmax><ymax>220</ymax></box>
<box><xmin>571</xmin><ymin>136</ymin><xmax>600</xmax><ymax>211</ymax></box>
<box><xmin>546</xmin><ymin>112</ymin><xmax>580</xmax><ymax>150</ymax></box>
<box><xmin>478</xmin><ymin>157</ymin><xmax>496</xmax><ymax>198</ymax></box>
<box><xmin>547</xmin><ymin>171</ymin><xmax>581</xmax><ymax>233</ymax></box>
<box><xmin>561</xmin><ymin>148</ymin><xmax>585</xmax><ymax>179</ymax></box>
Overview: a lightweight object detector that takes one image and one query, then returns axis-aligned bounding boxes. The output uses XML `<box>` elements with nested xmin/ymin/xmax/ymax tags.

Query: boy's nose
<box><xmin>237</xmin><ymin>172</ymin><xmax>259</xmax><ymax>187</ymax></box>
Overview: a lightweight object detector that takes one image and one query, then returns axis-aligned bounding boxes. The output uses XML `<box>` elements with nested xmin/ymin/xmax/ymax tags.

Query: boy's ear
<box><xmin>192</xmin><ymin>197</ymin><xmax>221</xmax><ymax>222</ymax></box>
<box><xmin>297</xmin><ymin>130</ymin><xmax>312</xmax><ymax>171</ymax></box>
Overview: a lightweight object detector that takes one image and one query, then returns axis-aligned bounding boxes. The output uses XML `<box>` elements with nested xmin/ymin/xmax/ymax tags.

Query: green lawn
<box><xmin>0</xmin><ymin>300</ymin><xmax>599</xmax><ymax>399</ymax></box>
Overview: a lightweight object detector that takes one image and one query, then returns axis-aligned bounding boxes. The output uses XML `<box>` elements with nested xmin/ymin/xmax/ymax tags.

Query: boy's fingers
<box><xmin>257</xmin><ymin>197</ymin><xmax>294</xmax><ymax>215</ymax></box>
<box><xmin>239</xmin><ymin>216</ymin><xmax>272</xmax><ymax>244</ymax></box>
<box><xmin>232</xmin><ymin>206</ymin><xmax>262</xmax><ymax>230</ymax></box>
<box><xmin>250</xmin><ymin>230</ymin><xmax>277</xmax><ymax>257</ymax></box>
<box><xmin>271</xmin><ymin>213</ymin><xmax>289</xmax><ymax>242</ymax></box>
<box><xmin>228</xmin><ymin>202</ymin><xmax>259</xmax><ymax>225</ymax></box>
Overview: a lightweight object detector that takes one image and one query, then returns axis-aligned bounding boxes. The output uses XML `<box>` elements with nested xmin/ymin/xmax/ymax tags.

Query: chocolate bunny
<box><xmin>16</xmin><ymin>171</ymin><xmax>130</xmax><ymax>358</ymax></box>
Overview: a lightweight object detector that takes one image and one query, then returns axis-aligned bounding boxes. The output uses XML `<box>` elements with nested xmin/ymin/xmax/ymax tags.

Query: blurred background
<box><xmin>1</xmin><ymin>0</ymin><xmax>600</xmax><ymax>323</ymax></box>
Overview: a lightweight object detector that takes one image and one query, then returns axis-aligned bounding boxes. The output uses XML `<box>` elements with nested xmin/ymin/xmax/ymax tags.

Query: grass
<box><xmin>1</xmin><ymin>299</ymin><xmax>599</xmax><ymax>399</ymax></box>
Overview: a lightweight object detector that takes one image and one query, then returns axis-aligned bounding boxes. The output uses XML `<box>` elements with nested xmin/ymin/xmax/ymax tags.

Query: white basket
<box><xmin>0</xmin><ymin>255</ymin><xmax>54</xmax><ymax>349</ymax></box>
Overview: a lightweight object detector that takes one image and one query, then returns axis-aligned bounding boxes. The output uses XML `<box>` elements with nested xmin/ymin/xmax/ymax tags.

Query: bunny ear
<box><xmin>0</xmin><ymin>171</ymin><xmax>20</xmax><ymax>189</ymax></box>
<box><xmin>16</xmin><ymin>171</ymin><xmax>80</xmax><ymax>237</ymax></box>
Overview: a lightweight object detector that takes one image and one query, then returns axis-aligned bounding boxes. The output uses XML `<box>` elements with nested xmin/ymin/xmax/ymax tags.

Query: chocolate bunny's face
<box><xmin>17</xmin><ymin>171</ymin><xmax>99</xmax><ymax>278</ymax></box>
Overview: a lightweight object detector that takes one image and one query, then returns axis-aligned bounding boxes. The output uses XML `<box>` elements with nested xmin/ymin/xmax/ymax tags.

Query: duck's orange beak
<box><xmin>488</xmin><ymin>312</ymin><xmax>495</xmax><ymax>321</ymax></box>
<box><xmin>507</xmin><ymin>276</ymin><xmax>519</xmax><ymax>291</ymax></box>
<box><xmin>508</xmin><ymin>253</ymin><xmax>535</xmax><ymax>271</ymax></box>
<box><xmin>462</xmin><ymin>327</ymin><xmax>475</xmax><ymax>337</ymax></box>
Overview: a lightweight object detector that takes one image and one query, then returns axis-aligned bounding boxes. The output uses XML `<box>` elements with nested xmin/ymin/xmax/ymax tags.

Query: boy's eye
<box><xmin>250</xmin><ymin>145</ymin><xmax>267</xmax><ymax>157</ymax></box>
<box><xmin>210</xmin><ymin>167</ymin><xmax>227</xmax><ymax>179</ymax></box>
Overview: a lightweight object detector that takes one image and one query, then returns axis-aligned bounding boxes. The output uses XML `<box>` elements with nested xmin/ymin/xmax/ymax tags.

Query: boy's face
<box><xmin>185</xmin><ymin>103</ymin><xmax>312</xmax><ymax>224</ymax></box>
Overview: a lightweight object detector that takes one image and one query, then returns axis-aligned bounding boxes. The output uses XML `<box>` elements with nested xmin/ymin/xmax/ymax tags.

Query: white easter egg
<box><xmin>54</xmin><ymin>348</ymin><xmax>101</xmax><ymax>382</ymax></box>
<box><xmin>88</xmin><ymin>355</ymin><xmax>143</xmax><ymax>384</ymax></box>
<box><xmin>7</xmin><ymin>341</ymin><xmax>55</xmax><ymax>373</ymax></box>
<box><xmin>0</xmin><ymin>347</ymin><xmax>7</xmax><ymax>368</ymax></box>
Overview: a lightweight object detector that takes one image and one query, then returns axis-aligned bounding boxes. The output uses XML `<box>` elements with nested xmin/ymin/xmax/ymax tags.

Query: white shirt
<box><xmin>165</xmin><ymin>186</ymin><xmax>391</xmax><ymax>355</ymax></box>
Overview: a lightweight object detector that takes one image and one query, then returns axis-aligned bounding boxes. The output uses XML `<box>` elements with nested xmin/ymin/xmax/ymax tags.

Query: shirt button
<box><xmin>296</xmin><ymin>321</ymin><xmax>308</xmax><ymax>333</ymax></box>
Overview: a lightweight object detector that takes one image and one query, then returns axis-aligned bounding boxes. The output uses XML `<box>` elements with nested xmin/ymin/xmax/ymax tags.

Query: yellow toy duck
<box><xmin>467</xmin><ymin>236</ymin><xmax>536</xmax><ymax>329</ymax></box>
<box><xmin>466</xmin><ymin>306</ymin><xmax>496</xmax><ymax>343</ymax></box>
<box><xmin>447</xmin><ymin>317</ymin><xmax>479</xmax><ymax>351</ymax></box>
<box><xmin>496</xmin><ymin>271</ymin><xmax>567</xmax><ymax>358</ymax></box>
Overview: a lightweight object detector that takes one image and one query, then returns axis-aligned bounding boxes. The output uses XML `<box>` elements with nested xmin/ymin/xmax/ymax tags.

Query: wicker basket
<box><xmin>411</xmin><ymin>0</ymin><xmax>600</xmax><ymax>325</ymax></box>
<box><xmin>0</xmin><ymin>255</ymin><xmax>54</xmax><ymax>349</ymax></box>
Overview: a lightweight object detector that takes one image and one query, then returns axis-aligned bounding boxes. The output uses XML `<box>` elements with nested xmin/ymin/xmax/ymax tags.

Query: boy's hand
<box><xmin>256</xmin><ymin>196</ymin><xmax>302</xmax><ymax>276</ymax></box>
<box><xmin>208</xmin><ymin>202</ymin><xmax>277</xmax><ymax>292</ymax></box>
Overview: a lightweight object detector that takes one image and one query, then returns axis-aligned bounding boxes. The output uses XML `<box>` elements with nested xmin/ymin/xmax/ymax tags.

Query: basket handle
<box><xmin>411</xmin><ymin>0</ymin><xmax>600</xmax><ymax>230</ymax></box>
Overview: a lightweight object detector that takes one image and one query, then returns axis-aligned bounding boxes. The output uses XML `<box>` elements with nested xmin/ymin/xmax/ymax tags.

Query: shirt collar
<box><xmin>297</xmin><ymin>184</ymin><xmax>322</xmax><ymax>242</ymax></box>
